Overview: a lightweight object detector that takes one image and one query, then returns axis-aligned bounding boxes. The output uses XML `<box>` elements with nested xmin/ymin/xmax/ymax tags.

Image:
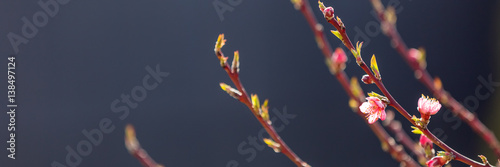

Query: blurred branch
<box><xmin>125</xmin><ymin>124</ymin><xmax>164</xmax><ymax>167</ymax></box>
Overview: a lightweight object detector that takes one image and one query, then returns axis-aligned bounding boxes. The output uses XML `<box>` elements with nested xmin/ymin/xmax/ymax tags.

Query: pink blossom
<box><xmin>419</xmin><ymin>134</ymin><xmax>433</xmax><ymax>150</ymax></box>
<box><xmin>359</xmin><ymin>97</ymin><xmax>387</xmax><ymax>124</ymax></box>
<box><xmin>332</xmin><ymin>48</ymin><xmax>347</xmax><ymax>65</ymax></box>
<box><xmin>418</xmin><ymin>95</ymin><xmax>442</xmax><ymax>117</ymax></box>
<box><xmin>426</xmin><ymin>156</ymin><xmax>447</xmax><ymax>167</ymax></box>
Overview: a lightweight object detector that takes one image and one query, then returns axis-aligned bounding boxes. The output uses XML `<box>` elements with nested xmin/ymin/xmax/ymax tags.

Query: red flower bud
<box><xmin>426</xmin><ymin>156</ymin><xmax>448</xmax><ymax>167</ymax></box>
<box><xmin>361</xmin><ymin>74</ymin><xmax>374</xmax><ymax>84</ymax></box>
<box><xmin>332</xmin><ymin>48</ymin><xmax>347</xmax><ymax>65</ymax></box>
<box><xmin>419</xmin><ymin>134</ymin><xmax>433</xmax><ymax>150</ymax></box>
<box><xmin>323</xmin><ymin>7</ymin><xmax>334</xmax><ymax>20</ymax></box>
<box><xmin>329</xmin><ymin>48</ymin><xmax>347</xmax><ymax>74</ymax></box>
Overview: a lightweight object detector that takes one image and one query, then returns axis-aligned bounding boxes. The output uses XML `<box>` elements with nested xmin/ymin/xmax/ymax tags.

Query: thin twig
<box><xmin>384</xmin><ymin>110</ymin><xmax>428</xmax><ymax>164</ymax></box>
<box><xmin>214</xmin><ymin>35</ymin><xmax>309</xmax><ymax>167</ymax></box>
<box><xmin>368</xmin><ymin>0</ymin><xmax>500</xmax><ymax>159</ymax></box>
<box><xmin>336</xmin><ymin>71</ymin><xmax>419</xmax><ymax>167</ymax></box>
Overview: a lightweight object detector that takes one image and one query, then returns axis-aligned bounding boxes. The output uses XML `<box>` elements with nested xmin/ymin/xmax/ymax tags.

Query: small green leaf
<box><xmin>231</xmin><ymin>51</ymin><xmax>240</xmax><ymax>73</ymax></box>
<box><xmin>318</xmin><ymin>1</ymin><xmax>326</xmax><ymax>12</ymax></box>
<box><xmin>370</xmin><ymin>54</ymin><xmax>381</xmax><ymax>80</ymax></box>
<box><xmin>330</xmin><ymin>30</ymin><xmax>343</xmax><ymax>41</ymax></box>
<box><xmin>215</xmin><ymin>34</ymin><xmax>226</xmax><ymax>52</ymax></box>
<box><xmin>478</xmin><ymin>155</ymin><xmax>490</xmax><ymax>165</ymax></box>
<box><xmin>220</xmin><ymin>83</ymin><xmax>242</xmax><ymax>99</ymax></box>
<box><xmin>367</xmin><ymin>91</ymin><xmax>389</xmax><ymax>104</ymax></box>
<box><xmin>263</xmin><ymin>138</ymin><xmax>281</xmax><ymax>153</ymax></box>
<box><xmin>411</xmin><ymin>126</ymin><xmax>422</xmax><ymax>134</ymax></box>
<box><xmin>436</xmin><ymin>151</ymin><xmax>447</xmax><ymax>156</ymax></box>
<box><xmin>251</xmin><ymin>94</ymin><xmax>260</xmax><ymax>112</ymax></box>
<box><xmin>262</xmin><ymin>99</ymin><xmax>268</xmax><ymax>110</ymax></box>
<box><xmin>355</xmin><ymin>41</ymin><xmax>363</xmax><ymax>58</ymax></box>
<box><xmin>220</xmin><ymin>55</ymin><xmax>228</xmax><ymax>67</ymax></box>
<box><xmin>260</xmin><ymin>99</ymin><xmax>270</xmax><ymax>123</ymax></box>
<box><xmin>411</xmin><ymin>115</ymin><xmax>420</xmax><ymax>122</ymax></box>
<box><xmin>367</xmin><ymin>92</ymin><xmax>381</xmax><ymax>98</ymax></box>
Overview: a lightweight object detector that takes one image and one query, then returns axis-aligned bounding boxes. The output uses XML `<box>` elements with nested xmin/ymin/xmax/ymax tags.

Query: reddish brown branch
<box><xmin>384</xmin><ymin>110</ymin><xmax>428</xmax><ymax>164</ymax></box>
<box><xmin>368</xmin><ymin>0</ymin><xmax>500</xmax><ymax>159</ymax></box>
<box><xmin>318</xmin><ymin>1</ymin><xmax>493</xmax><ymax>166</ymax></box>
<box><xmin>125</xmin><ymin>124</ymin><xmax>164</xmax><ymax>167</ymax></box>
<box><xmin>293</xmin><ymin>1</ymin><xmax>419</xmax><ymax>166</ymax></box>
<box><xmin>215</xmin><ymin>36</ymin><xmax>309</xmax><ymax>167</ymax></box>
<box><xmin>336</xmin><ymin>71</ymin><xmax>419</xmax><ymax>167</ymax></box>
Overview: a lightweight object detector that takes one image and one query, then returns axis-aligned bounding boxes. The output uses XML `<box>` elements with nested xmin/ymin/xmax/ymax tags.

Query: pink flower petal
<box><xmin>379</xmin><ymin>110</ymin><xmax>386</xmax><ymax>121</ymax></box>
<box><xmin>359</xmin><ymin>102</ymin><xmax>370</xmax><ymax>114</ymax></box>
<box><xmin>418</xmin><ymin>95</ymin><xmax>441</xmax><ymax>116</ymax></box>
<box><xmin>367</xmin><ymin>114</ymin><xmax>378</xmax><ymax>124</ymax></box>
<box><xmin>361</xmin><ymin>96</ymin><xmax>387</xmax><ymax>124</ymax></box>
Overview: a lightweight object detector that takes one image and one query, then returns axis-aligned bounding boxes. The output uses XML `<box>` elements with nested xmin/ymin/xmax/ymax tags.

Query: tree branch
<box><xmin>368</xmin><ymin>0</ymin><xmax>500</xmax><ymax>159</ymax></box>
<box><xmin>317</xmin><ymin>1</ymin><xmax>493</xmax><ymax>166</ymax></box>
<box><xmin>292</xmin><ymin>0</ymin><xmax>419</xmax><ymax>166</ymax></box>
<box><xmin>215</xmin><ymin>34</ymin><xmax>309</xmax><ymax>167</ymax></box>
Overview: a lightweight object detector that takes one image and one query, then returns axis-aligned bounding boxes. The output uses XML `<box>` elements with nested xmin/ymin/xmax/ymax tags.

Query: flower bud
<box><xmin>419</xmin><ymin>134</ymin><xmax>435</xmax><ymax>158</ymax></box>
<box><xmin>323</xmin><ymin>7</ymin><xmax>334</xmax><ymax>20</ymax></box>
<box><xmin>332</xmin><ymin>48</ymin><xmax>347</xmax><ymax>65</ymax></box>
<box><xmin>361</xmin><ymin>74</ymin><xmax>374</xmax><ymax>84</ymax></box>
<box><xmin>426</xmin><ymin>156</ymin><xmax>446</xmax><ymax>167</ymax></box>
<box><xmin>329</xmin><ymin>48</ymin><xmax>347</xmax><ymax>74</ymax></box>
<box><xmin>408</xmin><ymin>48</ymin><xmax>426</xmax><ymax>69</ymax></box>
<box><xmin>220</xmin><ymin>83</ymin><xmax>242</xmax><ymax>99</ymax></box>
<box><xmin>263</xmin><ymin>138</ymin><xmax>281</xmax><ymax>153</ymax></box>
<box><xmin>419</xmin><ymin>134</ymin><xmax>433</xmax><ymax>149</ymax></box>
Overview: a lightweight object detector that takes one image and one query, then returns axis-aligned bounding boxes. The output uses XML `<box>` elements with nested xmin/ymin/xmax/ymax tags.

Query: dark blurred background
<box><xmin>1</xmin><ymin>0</ymin><xmax>499</xmax><ymax>166</ymax></box>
